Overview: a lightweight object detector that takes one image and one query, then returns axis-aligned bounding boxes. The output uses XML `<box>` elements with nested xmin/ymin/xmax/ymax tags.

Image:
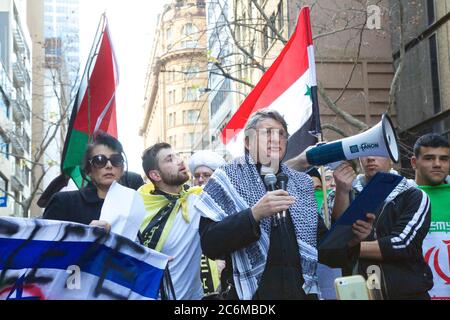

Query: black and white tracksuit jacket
<box><xmin>351</xmin><ymin>174</ymin><xmax>434</xmax><ymax>299</ymax></box>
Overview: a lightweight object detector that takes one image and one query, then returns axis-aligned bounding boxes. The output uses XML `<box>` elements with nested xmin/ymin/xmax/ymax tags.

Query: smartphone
<box><xmin>334</xmin><ymin>275</ymin><xmax>370</xmax><ymax>300</ymax></box>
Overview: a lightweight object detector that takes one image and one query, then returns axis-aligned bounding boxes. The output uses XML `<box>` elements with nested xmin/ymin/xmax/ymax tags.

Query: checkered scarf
<box><xmin>193</xmin><ymin>153</ymin><xmax>319</xmax><ymax>300</ymax></box>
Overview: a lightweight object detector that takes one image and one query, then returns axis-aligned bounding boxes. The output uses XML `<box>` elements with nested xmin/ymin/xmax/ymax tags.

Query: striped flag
<box><xmin>61</xmin><ymin>15</ymin><xmax>119</xmax><ymax>188</ymax></box>
<box><xmin>0</xmin><ymin>217</ymin><xmax>168</xmax><ymax>300</ymax></box>
<box><xmin>221</xmin><ymin>7</ymin><xmax>321</xmax><ymax>159</ymax></box>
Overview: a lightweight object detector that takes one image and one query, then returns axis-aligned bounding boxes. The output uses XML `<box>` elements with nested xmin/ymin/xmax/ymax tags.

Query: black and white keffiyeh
<box><xmin>193</xmin><ymin>153</ymin><xmax>319</xmax><ymax>300</ymax></box>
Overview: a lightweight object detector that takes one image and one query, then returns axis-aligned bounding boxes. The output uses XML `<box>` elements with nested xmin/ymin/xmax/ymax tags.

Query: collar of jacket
<box><xmin>79</xmin><ymin>183</ymin><xmax>104</xmax><ymax>204</ymax></box>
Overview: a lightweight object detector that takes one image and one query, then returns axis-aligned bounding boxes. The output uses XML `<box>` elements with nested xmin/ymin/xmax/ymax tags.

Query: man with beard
<box><xmin>138</xmin><ymin>143</ymin><xmax>203</xmax><ymax>300</ymax></box>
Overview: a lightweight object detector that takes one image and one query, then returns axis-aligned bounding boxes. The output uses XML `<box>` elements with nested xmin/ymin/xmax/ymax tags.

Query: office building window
<box><xmin>168</xmin><ymin>90</ymin><xmax>176</xmax><ymax>105</ymax></box>
<box><xmin>429</xmin><ymin>34</ymin><xmax>441</xmax><ymax>114</ymax></box>
<box><xmin>0</xmin><ymin>134</ymin><xmax>8</xmax><ymax>159</ymax></box>
<box><xmin>168</xmin><ymin>112</ymin><xmax>176</xmax><ymax>127</ymax></box>
<box><xmin>182</xmin><ymin>23</ymin><xmax>198</xmax><ymax>36</ymax></box>
<box><xmin>0</xmin><ymin>95</ymin><xmax>9</xmax><ymax>119</ymax></box>
<box><xmin>183</xmin><ymin>65</ymin><xmax>199</xmax><ymax>79</ymax></box>
<box><xmin>183</xmin><ymin>109</ymin><xmax>200</xmax><ymax>124</ymax></box>
<box><xmin>182</xmin><ymin>87</ymin><xmax>198</xmax><ymax>102</ymax></box>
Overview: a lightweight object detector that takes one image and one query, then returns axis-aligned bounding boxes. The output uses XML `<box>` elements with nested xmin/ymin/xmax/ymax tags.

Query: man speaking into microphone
<box><xmin>194</xmin><ymin>109</ymin><xmax>374</xmax><ymax>300</ymax></box>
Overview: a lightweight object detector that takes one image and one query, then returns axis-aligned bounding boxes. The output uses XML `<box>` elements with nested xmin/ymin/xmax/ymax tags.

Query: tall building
<box><xmin>204</xmin><ymin>0</ymin><xmax>239</xmax><ymax>157</ymax></box>
<box><xmin>141</xmin><ymin>0</ymin><xmax>208</xmax><ymax>163</ymax></box>
<box><xmin>44</xmin><ymin>0</ymin><xmax>79</xmax><ymax>82</ymax></box>
<box><xmin>206</xmin><ymin>0</ymin><xmax>394</xmax><ymax>157</ymax></box>
<box><xmin>27</xmin><ymin>0</ymin><xmax>80</xmax><ymax>216</ymax></box>
<box><xmin>0</xmin><ymin>0</ymin><xmax>32</xmax><ymax>217</ymax></box>
<box><xmin>388</xmin><ymin>0</ymin><xmax>449</xmax><ymax>173</ymax></box>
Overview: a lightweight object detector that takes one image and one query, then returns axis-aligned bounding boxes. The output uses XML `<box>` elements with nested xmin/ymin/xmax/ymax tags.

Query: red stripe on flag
<box><xmin>73</xmin><ymin>26</ymin><xmax>118</xmax><ymax>138</ymax></box>
<box><xmin>221</xmin><ymin>7</ymin><xmax>313</xmax><ymax>144</ymax></box>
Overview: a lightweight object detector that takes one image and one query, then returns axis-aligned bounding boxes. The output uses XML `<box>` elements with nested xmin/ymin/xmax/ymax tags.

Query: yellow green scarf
<box><xmin>138</xmin><ymin>182</ymin><xmax>202</xmax><ymax>251</ymax></box>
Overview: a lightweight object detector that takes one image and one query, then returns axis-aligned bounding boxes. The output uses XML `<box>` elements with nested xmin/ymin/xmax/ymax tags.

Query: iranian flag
<box><xmin>221</xmin><ymin>7</ymin><xmax>320</xmax><ymax>160</ymax></box>
<box><xmin>421</xmin><ymin>184</ymin><xmax>450</xmax><ymax>300</ymax></box>
<box><xmin>61</xmin><ymin>16</ymin><xmax>119</xmax><ymax>188</ymax></box>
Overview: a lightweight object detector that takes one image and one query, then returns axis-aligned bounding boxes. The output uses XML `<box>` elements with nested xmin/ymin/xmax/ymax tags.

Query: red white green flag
<box><xmin>61</xmin><ymin>16</ymin><xmax>119</xmax><ymax>188</ymax></box>
<box><xmin>220</xmin><ymin>7</ymin><xmax>321</xmax><ymax>159</ymax></box>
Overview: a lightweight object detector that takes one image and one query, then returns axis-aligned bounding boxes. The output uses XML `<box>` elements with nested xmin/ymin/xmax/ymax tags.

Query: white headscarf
<box><xmin>188</xmin><ymin>150</ymin><xmax>226</xmax><ymax>173</ymax></box>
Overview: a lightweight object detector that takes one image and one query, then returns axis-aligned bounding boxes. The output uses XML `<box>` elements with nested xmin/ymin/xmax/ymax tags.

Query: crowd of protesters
<box><xmin>38</xmin><ymin>108</ymin><xmax>449</xmax><ymax>300</ymax></box>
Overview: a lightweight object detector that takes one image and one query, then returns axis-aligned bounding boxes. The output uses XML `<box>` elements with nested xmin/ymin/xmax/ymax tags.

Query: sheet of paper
<box><xmin>100</xmin><ymin>181</ymin><xmax>146</xmax><ymax>241</ymax></box>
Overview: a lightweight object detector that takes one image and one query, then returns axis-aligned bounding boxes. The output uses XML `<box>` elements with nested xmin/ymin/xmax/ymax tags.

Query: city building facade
<box><xmin>0</xmin><ymin>0</ymin><xmax>32</xmax><ymax>217</ymax></box>
<box><xmin>141</xmin><ymin>0</ymin><xmax>208</xmax><ymax>163</ymax></box>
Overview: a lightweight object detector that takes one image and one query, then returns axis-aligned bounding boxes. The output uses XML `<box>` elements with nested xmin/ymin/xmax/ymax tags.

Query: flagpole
<box><xmin>318</xmin><ymin>136</ymin><xmax>331</xmax><ymax>229</ymax></box>
<box><xmin>60</xmin><ymin>13</ymin><xmax>107</xmax><ymax>188</ymax></box>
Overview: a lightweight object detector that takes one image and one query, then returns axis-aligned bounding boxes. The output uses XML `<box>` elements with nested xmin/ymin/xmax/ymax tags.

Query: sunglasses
<box><xmin>89</xmin><ymin>154</ymin><xmax>124</xmax><ymax>169</ymax></box>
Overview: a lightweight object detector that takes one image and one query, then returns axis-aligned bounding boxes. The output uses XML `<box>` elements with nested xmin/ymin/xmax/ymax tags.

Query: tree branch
<box><xmin>318</xmin><ymin>81</ymin><xmax>369</xmax><ymax>131</ymax></box>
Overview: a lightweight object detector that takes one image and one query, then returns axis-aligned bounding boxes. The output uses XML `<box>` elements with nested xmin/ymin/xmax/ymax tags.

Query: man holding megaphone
<box><xmin>287</xmin><ymin>115</ymin><xmax>433</xmax><ymax>299</ymax></box>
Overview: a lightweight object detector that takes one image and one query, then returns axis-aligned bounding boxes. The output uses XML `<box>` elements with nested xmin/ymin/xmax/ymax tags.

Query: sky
<box><xmin>79</xmin><ymin>0</ymin><xmax>167</xmax><ymax>173</ymax></box>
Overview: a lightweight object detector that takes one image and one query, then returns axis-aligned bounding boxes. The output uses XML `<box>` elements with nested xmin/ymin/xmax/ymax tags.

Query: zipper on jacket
<box><xmin>373</xmin><ymin>201</ymin><xmax>391</xmax><ymax>300</ymax></box>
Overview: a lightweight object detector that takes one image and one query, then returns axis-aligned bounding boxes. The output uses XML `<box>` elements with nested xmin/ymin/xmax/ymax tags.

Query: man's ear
<box><xmin>148</xmin><ymin>170</ymin><xmax>162</xmax><ymax>182</ymax></box>
<box><xmin>411</xmin><ymin>156</ymin><xmax>417</xmax><ymax>170</ymax></box>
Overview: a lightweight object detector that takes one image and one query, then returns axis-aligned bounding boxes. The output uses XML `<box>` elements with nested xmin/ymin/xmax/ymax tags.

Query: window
<box><xmin>0</xmin><ymin>94</ymin><xmax>9</xmax><ymax>119</ymax></box>
<box><xmin>277</xmin><ymin>1</ymin><xmax>284</xmax><ymax>30</ymax></box>
<box><xmin>182</xmin><ymin>87</ymin><xmax>198</xmax><ymax>102</ymax></box>
<box><xmin>0</xmin><ymin>134</ymin><xmax>8</xmax><ymax>160</ymax></box>
<box><xmin>429</xmin><ymin>34</ymin><xmax>441</xmax><ymax>114</ymax></box>
<box><xmin>183</xmin><ymin>109</ymin><xmax>200</xmax><ymax>124</ymax></box>
<box><xmin>167</xmin><ymin>68</ymin><xmax>176</xmax><ymax>82</ymax></box>
<box><xmin>269</xmin><ymin>13</ymin><xmax>276</xmax><ymax>39</ymax></box>
<box><xmin>211</xmin><ymin>79</ymin><xmax>231</xmax><ymax>117</ymax></box>
<box><xmin>168</xmin><ymin>112</ymin><xmax>176</xmax><ymax>127</ymax></box>
<box><xmin>168</xmin><ymin>90</ymin><xmax>176</xmax><ymax>105</ymax></box>
<box><xmin>182</xmin><ymin>23</ymin><xmax>198</xmax><ymax>36</ymax></box>
<box><xmin>166</xmin><ymin>27</ymin><xmax>173</xmax><ymax>48</ymax></box>
<box><xmin>427</xmin><ymin>0</ymin><xmax>435</xmax><ymax>25</ymax></box>
<box><xmin>184</xmin><ymin>133</ymin><xmax>193</xmax><ymax>147</ymax></box>
<box><xmin>183</xmin><ymin>132</ymin><xmax>201</xmax><ymax>148</ymax></box>
<box><xmin>0</xmin><ymin>174</ymin><xmax>7</xmax><ymax>207</ymax></box>
<box><xmin>262</xmin><ymin>25</ymin><xmax>269</xmax><ymax>52</ymax></box>
<box><xmin>181</xmin><ymin>40</ymin><xmax>198</xmax><ymax>48</ymax></box>
<box><xmin>184</xmin><ymin>65</ymin><xmax>199</xmax><ymax>79</ymax></box>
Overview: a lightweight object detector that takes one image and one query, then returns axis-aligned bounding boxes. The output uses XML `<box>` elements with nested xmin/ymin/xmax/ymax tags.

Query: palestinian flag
<box><xmin>61</xmin><ymin>16</ymin><xmax>119</xmax><ymax>188</ymax></box>
<box><xmin>221</xmin><ymin>7</ymin><xmax>321</xmax><ymax>160</ymax></box>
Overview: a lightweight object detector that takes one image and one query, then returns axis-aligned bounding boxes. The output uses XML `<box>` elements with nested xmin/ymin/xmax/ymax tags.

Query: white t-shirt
<box><xmin>161</xmin><ymin>193</ymin><xmax>203</xmax><ymax>300</ymax></box>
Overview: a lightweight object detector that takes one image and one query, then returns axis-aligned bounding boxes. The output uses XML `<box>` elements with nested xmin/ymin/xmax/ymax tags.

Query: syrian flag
<box><xmin>221</xmin><ymin>7</ymin><xmax>321</xmax><ymax>160</ymax></box>
<box><xmin>61</xmin><ymin>15</ymin><xmax>119</xmax><ymax>188</ymax></box>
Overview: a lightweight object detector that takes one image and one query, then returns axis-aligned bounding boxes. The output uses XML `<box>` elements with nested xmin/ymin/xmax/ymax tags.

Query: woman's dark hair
<box><xmin>119</xmin><ymin>171</ymin><xmax>144</xmax><ymax>190</ymax></box>
<box><xmin>82</xmin><ymin>131</ymin><xmax>124</xmax><ymax>175</ymax></box>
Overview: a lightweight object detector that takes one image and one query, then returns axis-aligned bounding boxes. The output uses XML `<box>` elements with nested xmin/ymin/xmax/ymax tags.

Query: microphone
<box><xmin>277</xmin><ymin>173</ymin><xmax>289</xmax><ymax>221</ymax></box>
<box><xmin>263</xmin><ymin>174</ymin><xmax>281</xmax><ymax>226</ymax></box>
<box><xmin>263</xmin><ymin>173</ymin><xmax>277</xmax><ymax>191</ymax></box>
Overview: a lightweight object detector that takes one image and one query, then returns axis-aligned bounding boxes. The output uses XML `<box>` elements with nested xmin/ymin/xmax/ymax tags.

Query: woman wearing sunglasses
<box><xmin>43</xmin><ymin>132</ymin><xmax>127</xmax><ymax>232</ymax></box>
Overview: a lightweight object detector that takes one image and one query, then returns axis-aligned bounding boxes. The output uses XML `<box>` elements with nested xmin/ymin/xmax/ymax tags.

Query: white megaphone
<box><xmin>306</xmin><ymin>114</ymin><xmax>399</xmax><ymax>166</ymax></box>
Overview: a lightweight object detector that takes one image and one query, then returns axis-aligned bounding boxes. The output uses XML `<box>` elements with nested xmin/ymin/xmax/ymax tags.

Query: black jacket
<box><xmin>200</xmin><ymin>209</ymin><xmax>359</xmax><ymax>300</ymax></box>
<box><xmin>42</xmin><ymin>183</ymin><xmax>104</xmax><ymax>225</ymax></box>
<box><xmin>358</xmin><ymin>187</ymin><xmax>433</xmax><ymax>299</ymax></box>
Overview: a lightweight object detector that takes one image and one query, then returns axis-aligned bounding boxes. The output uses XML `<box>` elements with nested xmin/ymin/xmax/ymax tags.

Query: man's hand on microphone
<box><xmin>251</xmin><ymin>190</ymin><xmax>295</xmax><ymax>223</ymax></box>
